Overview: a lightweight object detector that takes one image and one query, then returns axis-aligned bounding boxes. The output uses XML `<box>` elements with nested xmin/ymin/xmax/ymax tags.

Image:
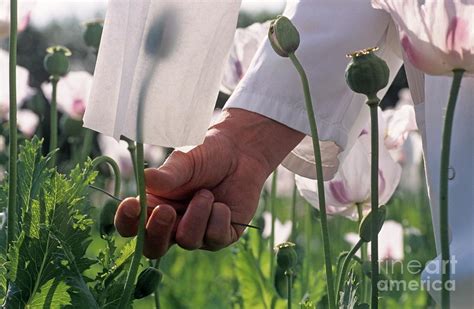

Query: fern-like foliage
<box><xmin>1</xmin><ymin>138</ymin><xmax>99</xmax><ymax>308</ymax></box>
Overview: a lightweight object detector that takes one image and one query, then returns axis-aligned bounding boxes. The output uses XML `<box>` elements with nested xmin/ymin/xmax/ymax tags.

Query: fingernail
<box><xmin>156</xmin><ymin>207</ymin><xmax>174</xmax><ymax>225</ymax></box>
<box><xmin>124</xmin><ymin>203</ymin><xmax>140</xmax><ymax>218</ymax></box>
<box><xmin>198</xmin><ymin>189</ymin><xmax>213</xmax><ymax>199</ymax></box>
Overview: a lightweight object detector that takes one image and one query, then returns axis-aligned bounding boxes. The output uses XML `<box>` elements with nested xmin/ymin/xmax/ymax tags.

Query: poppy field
<box><xmin>1</xmin><ymin>1</ymin><xmax>466</xmax><ymax>309</ymax></box>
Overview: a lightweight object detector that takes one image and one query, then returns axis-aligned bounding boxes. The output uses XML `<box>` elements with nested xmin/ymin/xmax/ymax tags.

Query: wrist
<box><xmin>211</xmin><ymin>108</ymin><xmax>304</xmax><ymax>173</ymax></box>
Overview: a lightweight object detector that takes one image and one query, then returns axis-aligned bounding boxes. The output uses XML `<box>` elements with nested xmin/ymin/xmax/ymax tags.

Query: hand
<box><xmin>114</xmin><ymin>108</ymin><xmax>304</xmax><ymax>258</ymax></box>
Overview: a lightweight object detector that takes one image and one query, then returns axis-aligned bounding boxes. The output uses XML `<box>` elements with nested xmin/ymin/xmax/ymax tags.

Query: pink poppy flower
<box><xmin>373</xmin><ymin>0</ymin><xmax>474</xmax><ymax>75</ymax></box>
<box><xmin>221</xmin><ymin>21</ymin><xmax>270</xmax><ymax>94</ymax></box>
<box><xmin>17</xmin><ymin>109</ymin><xmax>39</xmax><ymax>137</ymax></box>
<box><xmin>262</xmin><ymin>211</ymin><xmax>292</xmax><ymax>247</ymax></box>
<box><xmin>42</xmin><ymin>71</ymin><xmax>93</xmax><ymax>120</ymax></box>
<box><xmin>0</xmin><ymin>0</ymin><xmax>36</xmax><ymax>39</ymax></box>
<box><xmin>295</xmin><ymin>109</ymin><xmax>403</xmax><ymax>220</ymax></box>
<box><xmin>0</xmin><ymin>50</ymin><xmax>32</xmax><ymax>115</ymax></box>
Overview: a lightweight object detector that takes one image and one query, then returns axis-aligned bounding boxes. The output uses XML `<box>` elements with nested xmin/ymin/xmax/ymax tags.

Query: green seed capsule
<box><xmin>268</xmin><ymin>16</ymin><xmax>300</xmax><ymax>57</ymax></box>
<box><xmin>345</xmin><ymin>47</ymin><xmax>389</xmax><ymax>101</ymax></box>
<box><xmin>274</xmin><ymin>242</ymin><xmax>297</xmax><ymax>270</ymax></box>
<box><xmin>99</xmin><ymin>200</ymin><xmax>118</xmax><ymax>237</ymax></box>
<box><xmin>358</xmin><ymin>205</ymin><xmax>386</xmax><ymax>243</ymax></box>
<box><xmin>134</xmin><ymin>267</ymin><xmax>163</xmax><ymax>300</ymax></box>
<box><xmin>43</xmin><ymin>45</ymin><xmax>71</xmax><ymax>77</ymax></box>
<box><xmin>83</xmin><ymin>20</ymin><xmax>104</xmax><ymax>50</ymax></box>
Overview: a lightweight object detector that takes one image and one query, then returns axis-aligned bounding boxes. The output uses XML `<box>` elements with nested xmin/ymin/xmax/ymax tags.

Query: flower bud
<box><xmin>134</xmin><ymin>267</ymin><xmax>163</xmax><ymax>299</ymax></box>
<box><xmin>83</xmin><ymin>20</ymin><xmax>104</xmax><ymax>50</ymax></box>
<box><xmin>345</xmin><ymin>47</ymin><xmax>389</xmax><ymax>101</ymax></box>
<box><xmin>43</xmin><ymin>46</ymin><xmax>71</xmax><ymax>77</ymax></box>
<box><xmin>274</xmin><ymin>242</ymin><xmax>297</xmax><ymax>270</ymax></box>
<box><xmin>358</xmin><ymin>205</ymin><xmax>386</xmax><ymax>243</ymax></box>
<box><xmin>99</xmin><ymin>200</ymin><xmax>118</xmax><ymax>237</ymax></box>
<box><xmin>268</xmin><ymin>16</ymin><xmax>300</xmax><ymax>57</ymax></box>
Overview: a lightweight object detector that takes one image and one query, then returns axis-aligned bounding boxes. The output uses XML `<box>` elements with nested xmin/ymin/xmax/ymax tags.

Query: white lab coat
<box><xmin>84</xmin><ymin>1</ymin><xmax>473</xmax><ymax>306</ymax></box>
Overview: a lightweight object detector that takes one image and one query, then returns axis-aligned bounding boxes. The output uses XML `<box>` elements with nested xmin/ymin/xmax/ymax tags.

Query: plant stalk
<box><xmin>289</xmin><ymin>53</ymin><xmax>336</xmax><ymax>309</ymax></box>
<box><xmin>368</xmin><ymin>101</ymin><xmax>380</xmax><ymax>309</ymax></box>
<box><xmin>336</xmin><ymin>239</ymin><xmax>363</xmax><ymax>303</ymax></box>
<box><xmin>440</xmin><ymin>69</ymin><xmax>464</xmax><ymax>309</ymax></box>
<box><xmin>117</xmin><ymin>143</ymin><xmax>147</xmax><ymax>308</ymax></box>
<box><xmin>270</xmin><ymin>170</ymin><xmax>278</xmax><ymax>279</ymax></box>
<box><xmin>91</xmin><ymin>156</ymin><xmax>122</xmax><ymax>197</ymax></box>
<box><xmin>7</xmin><ymin>0</ymin><xmax>18</xmax><ymax>249</ymax></box>
<box><xmin>357</xmin><ymin>203</ymin><xmax>369</xmax><ymax>303</ymax></box>
<box><xmin>49</xmin><ymin>77</ymin><xmax>59</xmax><ymax>166</ymax></box>
<box><xmin>286</xmin><ymin>270</ymin><xmax>293</xmax><ymax>309</ymax></box>
<box><xmin>291</xmin><ymin>183</ymin><xmax>297</xmax><ymax>240</ymax></box>
<box><xmin>80</xmin><ymin>129</ymin><xmax>94</xmax><ymax>162</ymax></box>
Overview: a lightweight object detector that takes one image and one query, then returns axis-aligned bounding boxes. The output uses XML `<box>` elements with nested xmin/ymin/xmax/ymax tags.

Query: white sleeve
<box><xmin>225</xmin><ymin>0</ymin><xmax>403</xmax><ymax>180</ymax></box>
<box><xmin>84</xmin><ymin>0</ymin><xmax>241</xmax><ymax>147</ymax></box>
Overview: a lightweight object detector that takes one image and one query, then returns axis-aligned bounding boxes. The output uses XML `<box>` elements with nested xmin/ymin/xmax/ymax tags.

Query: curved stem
<box><xmin>49</xmin><ymin>77</ymin><xmax>59</xmax><ymax>166</ymax></box>
<box><xmin>91</xmin><ymin>156</ymin><xmax>121</xmax><ymax>197</ymax></box>
<box><xmin>270</xmin><ymin>170</ymin><xmax>278</xmax><ymax>279</ymax></box>
<box><xmin>289</xmin><ymin>53</ymin><xmax>336</xmax><ymax>309</ymax></box>
<box><xmin>440</xmin><ymin>69</ymin><xmax>464</xmax><ymax>309</ymax></box>
<box><xmin>336</xmin><ymin>239</ymin><xmax>363</xmax><ymax>304</ymax></box>
<box><xmin>7</xmin><ymin>0</ymin><xmax>18</xmax><ymax>249</ymax></box>
<box><xmin>368</xmin><ymin>102</ymin><xmax>380</xmax><ymax>309</ymax></box>
<box><xmin>118</xmin><ymin>143</ymin><xmax>147</xmax><ymax>308</ymax></box>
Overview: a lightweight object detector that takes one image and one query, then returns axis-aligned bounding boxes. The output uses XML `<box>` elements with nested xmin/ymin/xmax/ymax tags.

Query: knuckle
<box><xmin>176</xmin><ymin>231</ymin><xmax>201</xmax><ymax>250</ymax></box>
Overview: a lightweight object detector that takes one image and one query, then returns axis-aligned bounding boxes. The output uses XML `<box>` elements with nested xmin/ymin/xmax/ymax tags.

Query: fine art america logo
<box><xmin>377</xmin><ymin>258</ymin><xmax>457</xmax><ymax>292</ymax></box>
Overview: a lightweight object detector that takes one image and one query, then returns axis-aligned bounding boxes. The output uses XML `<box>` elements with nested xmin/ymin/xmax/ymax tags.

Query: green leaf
<box><xmin>4</xmin><ymin>140</ymin><xmax>99</xmax><ymax>308</ymax></box>
<box><xmin>28</xmin><ymin>279</ymin><xmax>71</xmax><ymax>308</ymax></box>
<box><xmin>338</xmin><ymin>270</ymin><xmax>358</xmax><ymax>309</ymax></box>
<box><xmin>234</xmin><ymin>242</ymin><xmax>285</xmax><ymax>309</ymax></box>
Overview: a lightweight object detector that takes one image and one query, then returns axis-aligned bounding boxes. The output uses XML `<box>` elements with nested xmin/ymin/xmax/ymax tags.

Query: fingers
<box><xmin>143</xmin><ymin>204</ymin><xmax>177</xmax><ymax>259</ymax></box>
<box><xmin>115</xmin><ymin>197</ymin><xmax>140</xmax><ymax>237</ymax></box>
<box><xmin>175</xmin><ymin>189</ymin><xmax>214</xmax><ymax>250</ymax></box>
<box><xmin>145</xmin><ymin>151</ymin><xmax>194</xmax><ymax>196</ymax></box>
<box><xmin>203</xmin><ymin>202</ymin><xmax>236</xmax><ymax>251</ymax></box>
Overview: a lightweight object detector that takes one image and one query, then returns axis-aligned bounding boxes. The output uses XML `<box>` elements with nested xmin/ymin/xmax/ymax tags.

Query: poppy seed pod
<box><xmin>345</xmin><ymin>47</ymin><xmax>389</xmax><ymax>101</ymax></box>
<box><xmin>134</xmin><ymin>267</ymin><xmax>163</xmax><ymax>299</ymax></box>
<box><xmin>83</xmin><ymin>20</ymin><xmax>104</xmax><ymax>50</ymax></box>
<box><xmin>268</xmin><ymin>16</ymin><xmax>300</xmax><ymax>57</ymax></box>
<box><xmin>359</xmin><ymin>205</ymin><xmax>386</xmax><ymax>243</ymax></box>
<box><xmin>275</xmin><ymin>242</ymin><xmax>297</xmax><ymax>270</ymax></box>
<box><xmin>43</xmin><ymin>46</ymin><xmax>71</xmax><ymax>77</ymax></box>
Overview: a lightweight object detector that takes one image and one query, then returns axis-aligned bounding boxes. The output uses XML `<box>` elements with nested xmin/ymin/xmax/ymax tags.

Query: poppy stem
<box><xmin>91</xmin><ymin>155</ymin><xmax>122</xmax><ymax>197</ymax></box>
<box><xmin>336</xmin><ymin>239</ymin><xmax>363</xmax><ymax>303</ymax></box>
<box><xmin>7</xmin><ymin>0</ymin><xmax>18</xmax><ymax>250</ymax></box>
<box><xmin>286</xmin><ymin>269</ymin><xmax>293</xmax><ymax>309</ymax></box>
<box><xmin>440</xmin><ymin>69</ymin><xmax>464</xmax><ymax>309</ymax></box>
<box><xmin>270</xmin><ymin>169</ymin><xmax>278</xmax><ymax>280</ymax></box>
<box><xmin>49</xmin><ymin>77</ymin><xmax>59</xmax><ymax>167</ymax></box>
<box><xmin>289</xmin><ymin>52</ymin><xmax>336</xmax><ymax>309</ymax></box>
<box><xmin>368</xmin><ymin>101</ymin><xmax>380</xmax><ymax>309</ymax></box>
<box><xmin>79</xmin><ymin>129</ymin><xmax>94</xmax><ymax>162</ymax></box>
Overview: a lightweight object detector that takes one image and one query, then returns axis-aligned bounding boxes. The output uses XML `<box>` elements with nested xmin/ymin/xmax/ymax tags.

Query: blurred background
<box><xmin>0</xmin><ymin>1</ymin><xmax>434</xmax><ymax>308</ymax></box>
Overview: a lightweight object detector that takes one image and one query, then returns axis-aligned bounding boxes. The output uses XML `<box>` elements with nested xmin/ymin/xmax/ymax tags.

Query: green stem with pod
<box><xmin>7</xmin><ymin>0</ymin><xmax>18</xmax><ymax>249</ymax></box>
<box><xmin>440</xmin><ymin>69</ymin><xmax>464</xmax><ymax>309</ymax></box>
<box><xmin>367</xmin><ymin>99</ymin><xmax>380</xmax><ymax>309</ymax></box>
<box><xmin>288</xmin><ymin>52</ymin><xmax>336</xmax><ymax>309</ymax></box>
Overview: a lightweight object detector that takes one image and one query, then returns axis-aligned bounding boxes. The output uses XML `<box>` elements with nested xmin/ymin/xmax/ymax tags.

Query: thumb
<box><xmin>145</xmin><ymin>150</ymin><xmax>194</xmax><ymax>196</ymax></box>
